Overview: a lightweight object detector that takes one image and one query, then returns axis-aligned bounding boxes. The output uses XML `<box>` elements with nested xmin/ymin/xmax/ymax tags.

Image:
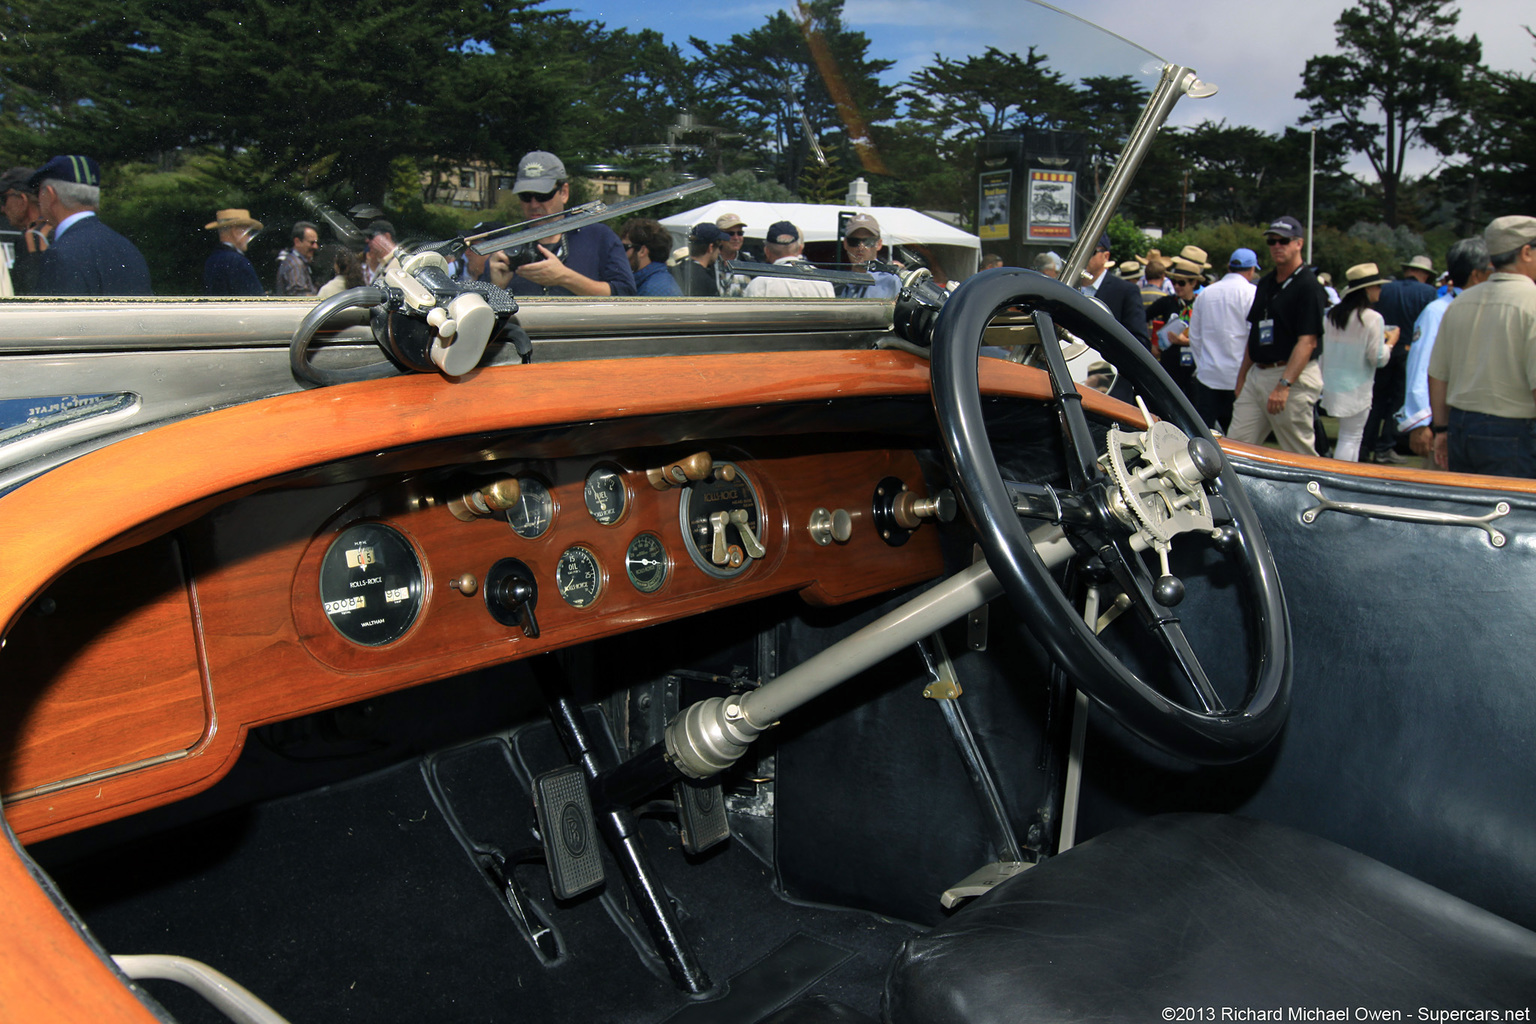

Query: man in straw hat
<box><xmin>1428</xmin><ymin>215</ymin><xmax>1536</xmax><ymax>477</ymax></box>
<box><xmin>204</xmin><ymin>208</ymin><xmax>265</xmax><ymax>296</ymax></box>
<box><xmin>1363</xmin><ymin>254</ymin><xmax>1439</xmax><ymax>462</ymax></box>
<box><xmin>28</xmin><ymin>155</ymin><xmax>150</xmax><ymax>295</ymax></box>
<box><xmin>1228</xmin><ymin>216</ymin><xmax>1329</xmax><ymax>455</ymax></box>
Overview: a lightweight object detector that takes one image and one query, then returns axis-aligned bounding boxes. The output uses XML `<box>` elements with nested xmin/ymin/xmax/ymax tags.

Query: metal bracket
<box><xmin>1301</xmin><ymin>481</ymin><xmax>1511</xmax><ymax>548</ymax></box>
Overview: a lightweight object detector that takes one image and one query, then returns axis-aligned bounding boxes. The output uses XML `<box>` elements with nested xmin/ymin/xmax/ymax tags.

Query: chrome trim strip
<box><xmin>1</xmin><ymin>749</ymin><xmax>190</xmax><ymax>804</ymax></box>
<box><xmin>0</xmin><ymin>297</ymin><xmax>892</xmax><ymax>352</ymax></box>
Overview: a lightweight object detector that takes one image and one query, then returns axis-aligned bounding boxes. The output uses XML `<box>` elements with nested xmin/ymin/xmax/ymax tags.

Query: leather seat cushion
<box><xmin>885</xmin><ymin>814</ymin><xmax>1536</xmax><ymax>1022</ymax></box>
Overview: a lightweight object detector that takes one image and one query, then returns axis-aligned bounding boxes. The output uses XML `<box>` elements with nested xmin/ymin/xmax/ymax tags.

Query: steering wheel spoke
<box><xmin>931</xmin><ymin>268</ymin><xmax>1290</xmax><ymax>764</ymax></box>
<box><xmin>1096</xmin><ymin>539</ymin><xmax>1224</xmax><ymax>714</ymax></box>
<box><xmin>1031</xmin><ymin>310</ymin><xmax>1102</xmax><ymax>491</ymax></box>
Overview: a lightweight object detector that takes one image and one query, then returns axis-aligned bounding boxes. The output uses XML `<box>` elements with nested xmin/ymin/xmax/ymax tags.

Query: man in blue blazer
<box><xmin>30</xmin><ymin>155</ymin><xmax>151</xmax><ymax>296</ymax></box>
<box><xmin>1078</xmin><ymin>233</ymin><xmax>1150</xmax><ymax>350</ymax></box>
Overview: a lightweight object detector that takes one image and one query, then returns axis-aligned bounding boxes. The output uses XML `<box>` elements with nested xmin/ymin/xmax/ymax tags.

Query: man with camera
<box><xmin>487</xmin><ymin>151</ymin><xmax>635</xmax><ymax>297</ymax></box>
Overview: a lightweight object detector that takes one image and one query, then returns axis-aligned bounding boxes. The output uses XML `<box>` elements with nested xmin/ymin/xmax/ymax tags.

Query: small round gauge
<box><xmin>554</xmin><ymin>545</ymin><xmax>603</xmax><ymax>608</ymax></box>
<box><xmin>625</xmin><ymin>532</ymin><xmax>669</xmax><ymax>594</ymax></box>
<box><xmin>317</xmin><ymin>522</ymin><xmax>423</xmax><ymax>646</ymax></box>
<box><xmin>507</xmin><ymin>477</ymin><xmax>554</xmax><ymax>539</ymax></box>
<box><xmin>584</xmin><ymin>465</ymin><xmax>628</xmax><ymax>526</ymax></box>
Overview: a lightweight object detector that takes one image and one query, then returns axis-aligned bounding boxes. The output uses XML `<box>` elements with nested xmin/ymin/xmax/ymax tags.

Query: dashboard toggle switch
<box><xmin>648</xmin><ymin>452</ymin><xmax>714</xmax><ymax>491</ymax></box>
<box><xmin>449</xmin><ymin>476</ymin><xmax>522</xmax><ymax>521</ymax></box>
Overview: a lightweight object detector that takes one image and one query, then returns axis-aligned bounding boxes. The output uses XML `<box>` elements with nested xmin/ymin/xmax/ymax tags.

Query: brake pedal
<box><xmin>674</xmin><ymin>779</ymin><xmax>731</xmax><ymax>854</ymax></box>
<box><xmin>533</xmin><ymin>765</ymin><xmax>605</xmax><ymax>899</ymax></box>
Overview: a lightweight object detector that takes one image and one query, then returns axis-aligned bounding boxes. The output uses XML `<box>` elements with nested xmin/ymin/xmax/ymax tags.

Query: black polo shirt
<box><xmin>1246</xmin><ymin>264</ymin><xmax>1326</xmax><ymax>365</ymax></box>
<box><xmin>671</xmin><ymin>259</ymin><xmax>718</xmax><ymax>297</ymax></box>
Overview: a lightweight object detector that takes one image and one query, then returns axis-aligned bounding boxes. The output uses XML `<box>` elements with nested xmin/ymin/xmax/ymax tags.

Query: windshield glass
<box><xmin>0</xmin><ymin>0</ymin><xmax>1173</xmax><ymax>301</ymax></box>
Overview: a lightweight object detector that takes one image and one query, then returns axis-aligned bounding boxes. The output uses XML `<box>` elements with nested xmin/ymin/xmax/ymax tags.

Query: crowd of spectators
<box><xmin>6</xmin><ymin>152</ymin><xmax>1533</xmax><ymax>480</ymax></box>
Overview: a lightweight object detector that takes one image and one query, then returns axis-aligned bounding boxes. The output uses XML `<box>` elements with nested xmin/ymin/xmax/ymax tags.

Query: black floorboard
<box><xmin>43</xmin><ymin>717</ymin><xmax>916</xmax><ymax>1024</ymax></box>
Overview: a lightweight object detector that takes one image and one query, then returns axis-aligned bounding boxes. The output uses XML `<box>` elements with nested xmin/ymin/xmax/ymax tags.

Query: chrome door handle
<box><xmin>1301</xmin><ymin>481</ymin><xmax>1511</xmax><ymax>547</ymax></box>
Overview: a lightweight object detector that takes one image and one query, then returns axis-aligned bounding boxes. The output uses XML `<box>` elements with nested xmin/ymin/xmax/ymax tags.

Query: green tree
<box><xmin>1296</xmin><ymin>0</ymin><xmax>1481</xmax><ymax>226</ymax></box>
<box><xmin>690</xmin><ymin>1</ymin><xmax>894</xmax><ymax>193</ymax></box>
<box><xmin>0</xmin><ymin>0</ymin><xmax>585</xmax><ymax>204</ymax></box>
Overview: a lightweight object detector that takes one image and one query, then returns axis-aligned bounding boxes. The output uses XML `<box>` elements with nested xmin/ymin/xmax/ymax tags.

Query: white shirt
<box><xmin>54</xmin><ymin>210</ymin><xmax>96</xmax><ymax>239</ymax></box>
<box><xmin>744</xmin><ymin>256</ymin><xmax>835</xmax><ymax>298</ymax></box>
<box><xmin>1188</xmin><ymin>271</ymin><xmax>1257</xmax><ymax>390</ymax></box>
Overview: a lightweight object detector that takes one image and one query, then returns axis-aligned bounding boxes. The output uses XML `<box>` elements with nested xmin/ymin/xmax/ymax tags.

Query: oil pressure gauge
<box><xmin>317</xmin><ymin>522</ymin><xmax>424</xmax><ymax>646</ymax></box>
<box><xmin>555</xmin><ymin>545</ymin><xmax>603</xmax><ymax>608</ymax></box>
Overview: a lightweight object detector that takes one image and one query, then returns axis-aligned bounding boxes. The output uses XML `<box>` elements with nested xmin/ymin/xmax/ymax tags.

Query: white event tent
<box><xmin>659</xmin><ymin>201</ymin><xmax>980</xmax><ymax>286</ymax></box>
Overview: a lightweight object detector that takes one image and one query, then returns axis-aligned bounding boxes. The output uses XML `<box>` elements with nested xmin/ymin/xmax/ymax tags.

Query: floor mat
<box><xmin>46</xmin><ymin>715</ymin><xmax>916</xmax><ymax>1023</ymax></box>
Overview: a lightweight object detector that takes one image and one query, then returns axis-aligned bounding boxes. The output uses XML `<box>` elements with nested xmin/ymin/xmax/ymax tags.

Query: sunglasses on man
<box><xmin>517</xmin><ymin>187</ymin><xmax>560</xmax><ymax>203</ymax></box>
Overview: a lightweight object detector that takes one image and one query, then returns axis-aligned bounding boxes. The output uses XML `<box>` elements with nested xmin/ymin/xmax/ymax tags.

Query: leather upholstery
<box><xmin>885</xmin><ymin>814</ymin><xmax>1536</xmax><ymax>1022</ymax></box>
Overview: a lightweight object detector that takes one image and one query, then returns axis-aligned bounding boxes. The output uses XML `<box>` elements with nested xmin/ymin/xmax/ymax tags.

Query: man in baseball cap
<box><xmin>28</xmin><ymin>155</ymin><xmax>151</xmax><ymax>295</ymax></box>
<box><xmin>745</xmin><ymin>221</ymin><xmax>833</xmax><ymax>298</ymax></box>
<box><xmin>1227</xmin><ymin>214</ymin><xmax>1327</xmax><ymax>454</ymax></box>
<box><xmin>488</xmin><ymin>150</ymin><xmax>635</xmax><ymax>296</ymax></box>
<box><xmin>672</xmin><ymin>222</ymin><xmax>726</xmax><ymax>297</ymax></box>
<box><xmin>1186</xmin><ymin>248</ymin><xmax>1260</xmax><ymax>432</ymax></box>
<box><xmin>838</xmin><ymin>212</ymin><xmax>899</xmax><ymax>299</ymax></box>
<box><xmin>713</xmin><ymin>211</ymin><xmax>751</xmax><ymax>295</ymax></box>
<box><xmin>1427</xmin><ymin>214</ymin><xmax>1536</xmax><ymax>476</ymax></box>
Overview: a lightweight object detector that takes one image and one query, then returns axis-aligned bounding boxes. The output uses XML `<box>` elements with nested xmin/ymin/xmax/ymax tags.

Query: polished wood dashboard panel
<box><xmin>3</xmin><ymin>435</ymin><xmax>944</xmax><ymax>842</ymax></box>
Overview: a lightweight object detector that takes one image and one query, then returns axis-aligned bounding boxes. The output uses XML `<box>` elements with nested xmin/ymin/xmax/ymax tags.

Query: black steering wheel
<box><xmin>930</xmin><ymin>268</ymin><xmax>1290</xmax><ymax>764</ymax></box>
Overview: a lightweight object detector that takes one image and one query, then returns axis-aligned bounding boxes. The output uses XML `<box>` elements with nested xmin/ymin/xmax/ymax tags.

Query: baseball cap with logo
<box><xmin>28</xmin><ymin>155</ymin><xmax>101</xmax><ymax>191</ymax></box>
<box><xmin>845</xmin><ymin>212</ymin><xmax>881</xmax><ymax>238</ymax></box>
<box><xmin>1265</xmin><ymin>216</ymin><xmax>1305</xmax><ymax>240</ymax></box>
<box><xmin>766</xmin><ymin>221</ymin><xmax>801</xmax><ymax>245</ymax></box>
<box><xmin>512</xmin><ymin>151</ymin><xmax>567</xmax><ymax>194</ymax></box>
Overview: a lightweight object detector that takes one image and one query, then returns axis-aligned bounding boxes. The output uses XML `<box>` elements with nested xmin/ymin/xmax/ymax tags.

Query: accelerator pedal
<box><xmin>533</xmin><ymin>765</ymin><xmax>605</xmax><ymax>899</ymax></box>
<box><xmin>674</xmin><ymin>779</ymin><xmax>731</xmax><ymax>854</ymax></box>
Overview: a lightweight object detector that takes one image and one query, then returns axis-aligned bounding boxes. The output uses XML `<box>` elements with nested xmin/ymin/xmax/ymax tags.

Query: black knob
<box><xmin>1153</xmin><ymin>574</ymin><xmax>1185</xmax><ymax>607</ymax></box>
<box><xmin>1211</xmin><ymin>525</ymin><xmax>1241</xmax><ymax>553</ymax></box>
<box><xmin>1187</xmin><ymin>438</ymin><xmax>1223</xmax><ymax>481</ymax></box>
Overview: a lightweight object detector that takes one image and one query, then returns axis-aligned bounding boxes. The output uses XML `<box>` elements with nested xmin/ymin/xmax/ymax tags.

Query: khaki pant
<box><xmin>1227</xmin><ymin>361</ymin><xmax>1323</xmax><ymax>455</ymax></box>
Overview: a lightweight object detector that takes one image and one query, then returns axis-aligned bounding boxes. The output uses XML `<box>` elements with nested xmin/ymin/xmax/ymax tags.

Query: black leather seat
<box><xmin>885</xmin><ymin>814</ymin><xmax>1536</xmax><ymax>1022</ymax></box>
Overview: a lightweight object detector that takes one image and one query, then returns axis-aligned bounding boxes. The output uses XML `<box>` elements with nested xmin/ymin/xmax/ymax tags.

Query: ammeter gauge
<box><xmin>507</xmin><ymin>477</ymin><xmax>554</xmax><ymax>539</ymax></box>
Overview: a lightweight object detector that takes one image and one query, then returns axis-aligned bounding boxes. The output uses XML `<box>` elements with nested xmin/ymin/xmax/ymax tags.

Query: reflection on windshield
<box><xmin>0</xmin><ymin>0</ymin><xmax>1170</xmax><ymax>301</ymax></box>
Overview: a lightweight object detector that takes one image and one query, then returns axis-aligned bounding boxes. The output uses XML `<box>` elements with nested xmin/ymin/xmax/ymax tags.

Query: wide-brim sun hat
<box><xmin>1339</xmin><ymin>262</ymin><xmax>1391</xmax><ymax>298</ymax></box>
<box><xmin>204</xmin><ymin>208</ymin><xmax>263</xmax><ymax>232</ymax></box>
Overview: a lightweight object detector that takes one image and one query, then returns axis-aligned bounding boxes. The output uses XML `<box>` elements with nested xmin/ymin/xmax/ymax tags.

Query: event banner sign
<box><xmin>977</xmin><ymin>170</ymin><xmax>1011</xmax><ymax>242</ymax></box>
<box><xmin>1026</xmin><ymin>169</ymin><xmax>1075</xmax><ymax>242</ymax></box>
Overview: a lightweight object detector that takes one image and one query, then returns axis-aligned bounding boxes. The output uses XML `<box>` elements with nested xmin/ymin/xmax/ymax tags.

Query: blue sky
<box><xmin>564</xmin><ymin>0</ymin><xmax>1536</xmax><ymax>178</ymax></box>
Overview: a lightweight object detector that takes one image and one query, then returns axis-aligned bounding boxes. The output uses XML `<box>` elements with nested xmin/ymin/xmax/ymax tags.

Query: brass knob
<box><xmin>647</xmin><ymin>452</ymin><xmax>713</xmax><ymax>491</ymax></box>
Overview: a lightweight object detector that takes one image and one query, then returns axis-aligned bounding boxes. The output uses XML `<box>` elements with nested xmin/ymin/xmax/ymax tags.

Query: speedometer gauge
<box><xmin>318</xmin><ymin>522</ymin><xmax>423</xmax><ymax>646</ymax></box>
